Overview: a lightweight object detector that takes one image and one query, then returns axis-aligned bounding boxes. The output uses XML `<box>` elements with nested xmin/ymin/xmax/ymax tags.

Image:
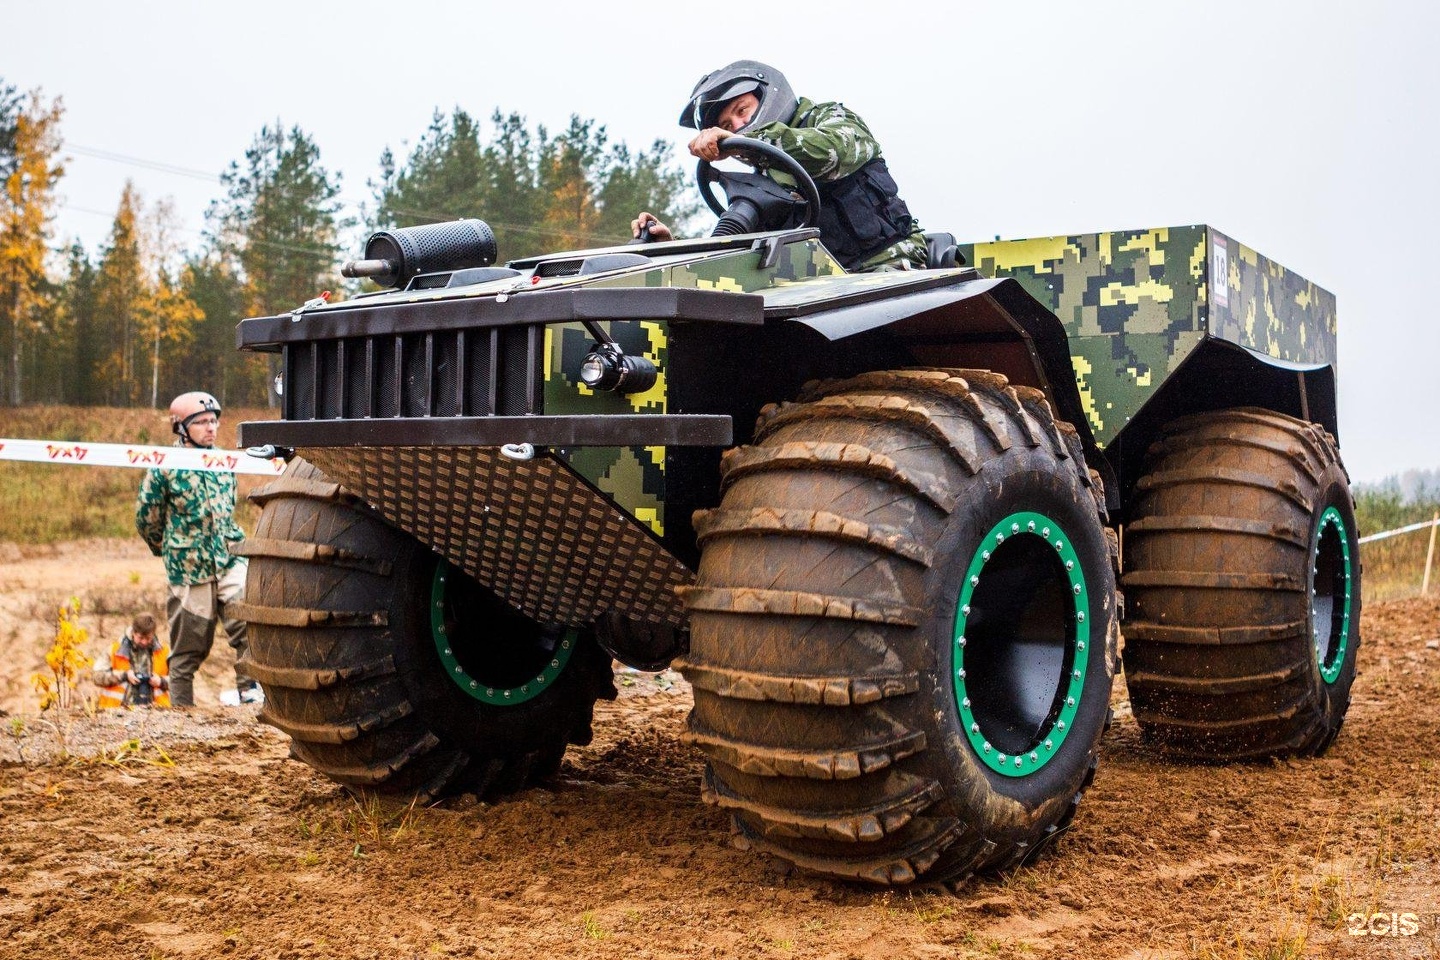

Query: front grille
<box><xmin>283</xmin><ymin>326</ymin><xmax>544</xmax><ymax>421</ymax></box>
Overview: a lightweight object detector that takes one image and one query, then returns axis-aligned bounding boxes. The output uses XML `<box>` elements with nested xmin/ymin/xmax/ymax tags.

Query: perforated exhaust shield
<box><xmin>302</xmin><ymin>446</ymin><xmax>690</xmax><ymax>628</ymax></box>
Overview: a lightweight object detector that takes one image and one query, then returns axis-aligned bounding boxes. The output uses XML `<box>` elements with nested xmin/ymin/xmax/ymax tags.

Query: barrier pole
<box><xmin>1423</xmin><ymin>512</ymin><xmax>1439</xmax><ymax>597</ymax></box>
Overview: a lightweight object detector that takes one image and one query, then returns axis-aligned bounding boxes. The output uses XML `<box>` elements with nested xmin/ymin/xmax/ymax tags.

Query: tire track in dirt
<box><xmin>1</xmin><ymin>543</ymin><xmax>1437</xmax><ymax>958</ymax></box>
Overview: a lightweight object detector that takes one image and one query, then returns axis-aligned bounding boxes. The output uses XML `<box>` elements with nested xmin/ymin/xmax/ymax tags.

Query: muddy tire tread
<box><xmin>1121</xmin><ymin>407</ymin><xmax>1360</xmax><ymax>759</ymax></box>
<box><xmin>245</xmin><ymin>458</ymin><xmax>608</xmax><ymax>803</ymax></box>
<box><xmin>682</xmin><ymin>368</ymin><xmax>1117</xmax><ymax>884</ymax></box>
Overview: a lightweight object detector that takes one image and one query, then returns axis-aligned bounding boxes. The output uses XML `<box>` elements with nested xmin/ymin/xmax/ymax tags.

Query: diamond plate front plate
<box><xmin>302</xmin><ymin>446</ymin><xmax>691</xmax><ymax>627</ymax></box>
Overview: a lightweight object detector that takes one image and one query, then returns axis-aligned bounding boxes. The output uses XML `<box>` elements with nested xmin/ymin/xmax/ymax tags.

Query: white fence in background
<box><xmin>1358</xmin><ymin>516</ymin><xmax>1440</xmax><ymax>544</ymax></box>
<box><xmin>1360</xmin><ymin>513</ymin><xmax>1440</xmax><ymax>597</ymax></box>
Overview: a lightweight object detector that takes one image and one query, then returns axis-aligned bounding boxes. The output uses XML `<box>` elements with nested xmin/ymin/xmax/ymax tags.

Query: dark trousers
<box><xmin>166</xmin><ymin>561</ymin><xmax>250</xmax><ymax>706</ymax></box>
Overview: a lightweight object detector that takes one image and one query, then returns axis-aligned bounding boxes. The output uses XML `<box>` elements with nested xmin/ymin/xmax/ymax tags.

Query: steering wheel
<box><xmin>697</xmin><ymin>136</ymin><xmax>821</xmax><ymax>229</ymax></box>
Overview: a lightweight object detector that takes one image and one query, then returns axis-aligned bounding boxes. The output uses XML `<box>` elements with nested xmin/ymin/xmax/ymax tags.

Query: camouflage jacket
<box><xmin>750</xmin><ymin>97</ymin><xmax>926</xmax><ymax>271</ymax></box>
<box><xmin>135</xmin><ymin>448</ymin><xmax>246</xmax><ymax>586</ymax></box>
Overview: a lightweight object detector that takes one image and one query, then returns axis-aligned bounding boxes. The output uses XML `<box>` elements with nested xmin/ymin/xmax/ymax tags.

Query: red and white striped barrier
<box><xmin>0</xmin><ymin>438</ymin><xmax>286</xmax><ymax>475</ymax></box>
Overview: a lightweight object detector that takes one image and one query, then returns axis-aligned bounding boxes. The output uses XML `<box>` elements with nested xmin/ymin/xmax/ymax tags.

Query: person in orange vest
<box><xmin>93</xmin><ymin>612</ymin><xmax>171</xmax><ymax>708</ymax></box>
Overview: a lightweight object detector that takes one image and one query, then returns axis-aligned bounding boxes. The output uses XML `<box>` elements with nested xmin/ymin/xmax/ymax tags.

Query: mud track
<box><xmin>1</xmin><ymin>541</ymin><xmax>1436</xmax><ymax>958</ymax></box>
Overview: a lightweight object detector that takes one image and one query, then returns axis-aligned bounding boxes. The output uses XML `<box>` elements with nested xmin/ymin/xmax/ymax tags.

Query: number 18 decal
<box><xmin>1212</xmin><ymin>235</ymin><xmax>1229</xmax><ymax>309</ymax></box>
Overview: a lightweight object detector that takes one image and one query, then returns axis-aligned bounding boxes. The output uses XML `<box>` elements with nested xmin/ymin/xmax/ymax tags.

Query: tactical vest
<box><xmin>813</xmin><ymin>157</ymin><xmax>915</xmax><ymax>271</ymax></box>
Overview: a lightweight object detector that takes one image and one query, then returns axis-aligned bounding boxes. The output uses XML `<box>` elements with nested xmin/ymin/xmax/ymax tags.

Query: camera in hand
<box><xmin>126</xmin><ymin>674</ymin><xmax>155</xmax><ymax>707</ymax></box>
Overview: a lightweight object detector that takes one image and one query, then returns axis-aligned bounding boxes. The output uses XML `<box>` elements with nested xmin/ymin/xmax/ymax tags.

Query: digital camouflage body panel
<box><xmin>1206</xmin><ymin>227</ymin><xmax>1337</xmax><ymax>367</ymax></box>
<box><xmin>543</xmin><ymin>239</ymin><xmax>848</xmax><ymax>535</ymax></box>
<box><xmin>957</xmin><ymin>225</ymin><xmax>1336</xmax><ymax>447</ymax></box>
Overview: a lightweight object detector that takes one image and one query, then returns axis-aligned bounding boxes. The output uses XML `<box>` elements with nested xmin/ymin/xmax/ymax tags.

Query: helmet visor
<box><xmin>681</xmin><ymin>78</ymin><xmax>763</xmax><ymax>129</ymax></box>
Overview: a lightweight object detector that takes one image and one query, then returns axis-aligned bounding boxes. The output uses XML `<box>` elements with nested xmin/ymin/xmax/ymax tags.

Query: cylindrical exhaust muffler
<box><xmin>343</xmin><ymin>219</ymin><xmax>498</xmax><ymax>288</ymax></box>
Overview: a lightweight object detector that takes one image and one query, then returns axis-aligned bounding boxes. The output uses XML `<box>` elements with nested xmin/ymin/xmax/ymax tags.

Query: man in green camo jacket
<box><xmin>135</xmin><ymin>391</ymin><xmax>259</xmax><ymax>707</ymax></box>
<box><xmin>633</xmin><ymin>59</ymin><xmax>927</xmax><ymax>272</ymax></box>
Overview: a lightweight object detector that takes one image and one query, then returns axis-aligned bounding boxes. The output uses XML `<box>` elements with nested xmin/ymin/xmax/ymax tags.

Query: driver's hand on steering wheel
<box><xmin>688</xmin><ymin>127</ymin><xmax>733</xmax><ymax>163</ymax></box>
<box><xmin>632</xmin><ymin>212</ymin><xmax>673</xmax><ymax>241</ymax></box>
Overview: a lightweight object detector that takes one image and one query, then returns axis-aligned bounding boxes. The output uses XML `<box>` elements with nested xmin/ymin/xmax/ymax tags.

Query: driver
<box><xmin>632</xmin><ymin>60</ymin><xmax>927</xmax><ymax>272</ymax></box>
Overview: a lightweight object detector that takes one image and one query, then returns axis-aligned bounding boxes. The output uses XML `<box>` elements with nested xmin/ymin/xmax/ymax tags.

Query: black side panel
<box><xmin>780</xmin><ymin>275</ymin><xmax>1112</xmax><ymax>510</ymax></box>
<box><xmin>1105</xmin><ymin>338</ymin><xmax>1338</xmax><ymax>520</ymax></box>
<box><xmin>662</xmin><ymin>318</ymin><xmax>922</xmax><ymax>568</ymax></box>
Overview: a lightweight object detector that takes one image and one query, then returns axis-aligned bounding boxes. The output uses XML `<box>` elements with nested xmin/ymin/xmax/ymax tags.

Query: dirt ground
<box><xmin>1</xmin><ymin>540</ymin><xmax>1437</xmax><ymax>960</ymax></box>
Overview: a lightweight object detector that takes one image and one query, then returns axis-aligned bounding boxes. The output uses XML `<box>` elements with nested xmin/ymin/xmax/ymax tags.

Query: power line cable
<box><xmin>61</xmin><ymin>203</ymin><xmax>341</xmax><ymax>261</ymax></box>
<box><xmin>65</xmin><ymin>142</ymin><xmax>373</xmax><ymax>213</ymax></box>
<box><xmin>64</xmin><ymin>142</ymin><xmax>655</xmax><ymax>242</ymax></box>
<box><xmin>61</xmin><ymin>145</ymin><xmax>661</xmax><ymax>251</ymax></box>
<box><xmin>66</xmin><ymin>144</ymin><xmax>222</xmax><ymax>182</ymax></box>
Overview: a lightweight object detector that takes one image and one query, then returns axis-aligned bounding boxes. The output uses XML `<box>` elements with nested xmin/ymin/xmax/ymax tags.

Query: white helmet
<box><xmin>169</xmin><ymin>391</ymin><xmax>222</xmax><ymax>445</ymax></box>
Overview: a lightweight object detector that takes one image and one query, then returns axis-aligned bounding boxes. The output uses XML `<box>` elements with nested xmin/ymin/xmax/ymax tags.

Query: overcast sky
<box><xmin>4</xmin><ymin>0</ymin><xmax>1436</xmax><ymax>483</ymax></box>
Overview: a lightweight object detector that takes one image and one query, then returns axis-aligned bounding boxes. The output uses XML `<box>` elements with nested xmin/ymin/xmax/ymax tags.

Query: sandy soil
<box><xmin>1</xmin><ymin>540</ymin><xmax>1437</xmax><ymax>959</ymax></box>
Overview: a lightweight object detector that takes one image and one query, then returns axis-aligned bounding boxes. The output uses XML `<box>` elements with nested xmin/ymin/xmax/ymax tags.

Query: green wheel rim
<box><xmin>431</xmin><ymin>561</ymin><xmax>575</xmax><ymax>705</ymax></box>
<box><xmin>1312</xmin><ymin>506</ymin><xmax>1354</xmax><ymax>685</ymax></box>
<box><xmin>953</xmin><ymin>512</ymin><xmax>1091</xmax><ymax>778</ymax></box>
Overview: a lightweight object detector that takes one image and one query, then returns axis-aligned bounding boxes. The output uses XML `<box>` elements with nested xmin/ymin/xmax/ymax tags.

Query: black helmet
<box><xmin>678</xmin><ymin>60</ymin><xmax>798</xmax><ymax>133</ymax></box>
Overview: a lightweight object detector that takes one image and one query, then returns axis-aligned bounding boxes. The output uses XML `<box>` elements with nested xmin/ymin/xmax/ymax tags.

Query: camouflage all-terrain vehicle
<box><xmin>234</xmin><ymin>139</ymin><xmax>1359</xmax><ymax>885</ymax></box>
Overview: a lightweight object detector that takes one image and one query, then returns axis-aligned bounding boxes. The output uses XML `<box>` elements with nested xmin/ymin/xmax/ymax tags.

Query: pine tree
<box><xmin>593</xmin><ymin>139</ymin><xmax>693</xmax><ymax>247</ymax></box>
<box><xmin>210</xmin><ymin>123</ymin><xmax>348</xmax><ymax>318</ymax></box>
<box><xmin>371</xmin><ymin>109</ymin><xmax>696</xmax><ymax>261</ymax></box>
<box><xmin>372</xmin><ymin>109</ymin><xmax>489</xmax><ymax>227</ymax></box>
<box><xmin>58</xmin><ymin>243</ymin><xmax>100</xmax><ymax>404</ymax></box>
<box><xmin>177</xmin><ymin>253</ymin><xmax>261</xmax><ymax>406</ymax></box>
<box><xmin>206</xmin><ymin>123</ymin><xmax>348</xmax><ymax>406</ymax></box>
<box><xmin>93</xmin><ymin>183</ymin><xmax>149</xmax><ymax>405</ymax></box>
<box><xmin>479</xmin><ymin>111</ymin><xmax>544</xmax><ymax>251</ymax></box>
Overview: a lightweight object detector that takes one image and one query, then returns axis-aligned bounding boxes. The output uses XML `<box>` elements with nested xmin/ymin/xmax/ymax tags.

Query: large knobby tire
<box><xmin>1121</xmin><ymin>407</ymin><xmax>1361</xmax><ymax>759</ymax></box>
<box><xmin>237</xmin><ymin>458</ymin><xmax>615</xmax><ymax>802</ymax></box>
<box><xmin>678</xmin><ymin>369</ymin><xmax>1119</xmax><ymax>885</ymax></box>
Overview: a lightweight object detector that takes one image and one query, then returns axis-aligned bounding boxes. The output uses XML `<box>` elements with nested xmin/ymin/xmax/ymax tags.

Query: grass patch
<box><xmin>1355</xmin><ymin>485</ymin><xmax>1439</xmax><ymax>603</ymax></box>
<box><xmin>290</xmin><ymin>794</ymin><xmax>429</xmax><ymax>861</ymax></box>
<box><xmin>580</xmin><ymin>911</ymin><xmax>607</xmax><ymax>940</ymax></box>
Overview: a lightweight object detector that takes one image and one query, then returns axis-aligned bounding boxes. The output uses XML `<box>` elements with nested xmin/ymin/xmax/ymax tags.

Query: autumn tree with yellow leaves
<box><xmin>32</xmin><ymin>598</ymin><xmax>92</xmax><ymax>712</ymax></box>
<box><xmin>90</xmin><ymin>184</ymin><xmax>203</xmax><ymax>406</ymax></box>
<box><xmin>0</xmin><ymin>82</ymin><xmax>65</xmax><ymax>406</ymax></box>
<box><xmin>0</xmin><ymin>84</ymin><xmax>695</xmax><ymax>409</ymax></box>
